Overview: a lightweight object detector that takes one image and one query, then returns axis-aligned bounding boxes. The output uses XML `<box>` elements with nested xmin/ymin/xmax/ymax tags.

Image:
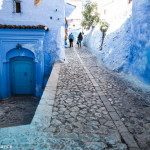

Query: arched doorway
<box><xmin>10</xmin><ymin>57</ymin><xmax>34</xmax><ymax>95</ymax></box>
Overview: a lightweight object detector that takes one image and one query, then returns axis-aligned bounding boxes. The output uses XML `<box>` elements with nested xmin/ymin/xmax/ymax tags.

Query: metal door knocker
<box><xmin>24</xmin><ymin>72</ymin><xmax>27</xmax><ymax>76</ymax></box>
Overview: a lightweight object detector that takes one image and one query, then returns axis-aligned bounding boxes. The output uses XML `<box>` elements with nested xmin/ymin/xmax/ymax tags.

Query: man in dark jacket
<box><xmin>68</xmin><ymin>33</ymin><xmax>74</xmax><ymax>48</ymax></box>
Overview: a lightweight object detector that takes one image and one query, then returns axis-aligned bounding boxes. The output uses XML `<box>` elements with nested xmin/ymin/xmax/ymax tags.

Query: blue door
<box><xmin>11</xmin><ymin>57</ymin><xmax>34</xmax><ymax>95</ymax></box>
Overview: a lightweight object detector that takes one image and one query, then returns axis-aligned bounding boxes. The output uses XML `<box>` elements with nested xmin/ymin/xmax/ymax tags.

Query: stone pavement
<box><xmin>75</xmin><ymin>46</ymin><xmax>150</xmax><ymax>150</ymax></box>
<box><xmin>0</xmin><ymin>46</ymin><xmax>150</xmax><ymax>149</ymax></box>
<box><xmin>48</xmin><ymin>47</ymin><xmax>128</xmax><ymax>150</ymax></box>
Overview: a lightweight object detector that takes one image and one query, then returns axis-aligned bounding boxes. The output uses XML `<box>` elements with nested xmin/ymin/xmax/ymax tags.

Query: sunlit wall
<box><xmin>84</xmin><ymin>0</ymin><xmax>150</xmax><ymax>86</ymax></box>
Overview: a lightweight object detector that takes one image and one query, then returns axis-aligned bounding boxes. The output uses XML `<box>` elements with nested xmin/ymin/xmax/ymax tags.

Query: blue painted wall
<box><xmin>0</xmin><ymin>29</ymin><xmax>46</xmax><ymax>98</ymax></box>
<box><xmin>129</xmin><ymin>0</ymin><xmax>150</xmax><ymax>85</ymax></box>
<box><xmin>84</xmin><ymin>0</ymin><xmax>150</xmax><ymax>86</ymax></box>
<box><xmin>65</xmin><ymin>3</ymin><xmax>76</xmax><ymax>18</ymax></box>
<box><xmin>0</xmin><ymin>0</ymin><xmax>65</xmax><ymax>99</ymax></box>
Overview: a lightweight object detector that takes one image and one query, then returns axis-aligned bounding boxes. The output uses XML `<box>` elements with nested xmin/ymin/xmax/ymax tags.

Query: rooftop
<box><xmin>0</xmin><ymin>24</ymin><xmax>49</xmax><ymax>31</ymax></box>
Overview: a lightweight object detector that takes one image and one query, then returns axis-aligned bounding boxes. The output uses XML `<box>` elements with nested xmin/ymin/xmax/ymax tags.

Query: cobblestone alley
<box><xmin>0</xmin><ymin>46</ymin><xmax>150</xmax><ymax>150</ymax></box>
<box><xmin>48</xmin><ymin>46</ymin><xmax>150</xmax><ymax>150</ymax></box>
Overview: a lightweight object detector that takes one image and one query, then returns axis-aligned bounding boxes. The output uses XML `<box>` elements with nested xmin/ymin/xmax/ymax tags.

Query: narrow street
<box><xmin>47</xmin><ymin>46</ymin><xmax>150</xmax><ymax>149</ymax></box>
<box><xmin>1</xmin><ymin>0</ymin><xmax>150</xmax><ymax>149</ymax></box>
<box><xmin>0</xmin><ymin>46</ymin><xmax>150</xmax><ymax>150</ymax></box>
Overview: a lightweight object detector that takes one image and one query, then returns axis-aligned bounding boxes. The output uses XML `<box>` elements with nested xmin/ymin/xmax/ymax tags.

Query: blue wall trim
<box><xmin>0</xmin><ymin>29</ymin><xmax>46</xmax><ymax>99</ymax></box>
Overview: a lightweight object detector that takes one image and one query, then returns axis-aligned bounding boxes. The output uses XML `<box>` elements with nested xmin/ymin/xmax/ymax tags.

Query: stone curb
<box><xmin>74</xmin><ymin>48</ymin><xmax>140</xmax><ymax>149</ymax></box>
<box><xmin>32</xmin><ymin>63</ymin><xmax>61</xmax><ymax>128</ymax></box>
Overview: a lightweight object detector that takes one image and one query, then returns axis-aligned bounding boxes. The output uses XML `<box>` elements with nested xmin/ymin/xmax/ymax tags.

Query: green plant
<box><xmin>99</xmin><ymin>20</ymin><xmax>109</xmax><ymax>51</ymax></box>
<box><xmin>65</xmin><ymin>36</ymin><xmax>67</xmax><ymax>41</ymax></box>
<box><xmin>81</xmin><ymin>1</ymin><xmax>99</xmax><ymax>29</ymax></box>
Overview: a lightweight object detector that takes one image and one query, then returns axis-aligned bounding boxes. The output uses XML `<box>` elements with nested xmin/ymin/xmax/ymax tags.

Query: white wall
<box><xmin>0</xmin><ymin>0</ymin><xmax>65</xmax><ymax>62</ymax></box>
<box><xmin>84</xmin><ymin>0</ymin><xmax>150</xmax><ymax>85</ymax></box>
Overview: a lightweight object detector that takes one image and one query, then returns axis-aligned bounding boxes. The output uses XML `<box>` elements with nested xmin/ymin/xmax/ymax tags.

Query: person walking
<box><xmin>77</xmin><ymin>32</ymin><xmax>83</xmax><ymax>47</ymax></box>
<box><xmin>68</xmin><ymin>33</ymin><xmax>74</xmax><ymax>48</ymax></box>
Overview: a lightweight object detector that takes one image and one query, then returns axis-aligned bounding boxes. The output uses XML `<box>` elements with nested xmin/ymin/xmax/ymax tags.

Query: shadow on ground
<box><xmin>0</xmin><ymin>96</ymin><xmax>40</xmax><ymax>128</ymax></box>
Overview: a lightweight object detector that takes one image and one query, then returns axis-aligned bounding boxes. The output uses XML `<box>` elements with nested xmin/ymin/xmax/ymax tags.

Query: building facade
<box><xmin>0</xmin><ymin>0</ymin><xmax>65</xmax><ymax>99</ymax></box>
<box><xmin>65</xmin><ymin>1</ymin><xmax>81</xmax><ymax>41</ymax></box>
<box><xmin>98</xmin><ymin>0</ymin><xmax>132</xmax><ymax>24</ymax></box>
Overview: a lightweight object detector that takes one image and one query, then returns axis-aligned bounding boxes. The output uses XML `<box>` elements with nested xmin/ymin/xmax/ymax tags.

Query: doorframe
<box><xmin>2</xmin><ymin>47</ymin><xmax>44</xmax><ymax>99</ymax></box>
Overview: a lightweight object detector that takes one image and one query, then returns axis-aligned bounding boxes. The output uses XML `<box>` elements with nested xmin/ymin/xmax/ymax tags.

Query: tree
<box><xmin>81</xmin><ymin>2</ymin><xmax>99</xmax><ymax>29</ymax></box>
<box><xmin>99</xmin><ymin>20</ymin><xmax>108</xmax><ymax>51</ymax></box>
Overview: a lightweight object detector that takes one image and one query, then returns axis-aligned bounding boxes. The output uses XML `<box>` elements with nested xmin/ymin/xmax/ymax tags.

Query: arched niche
<box><xmin>6</xmin><ymin>48</ymin><xmax>35</xmax><ymax>61</ymax></box>
<box><xmin>2</xmin><ymin>48</ymin><xmax>36</xmax><ymax>99</ymax></box>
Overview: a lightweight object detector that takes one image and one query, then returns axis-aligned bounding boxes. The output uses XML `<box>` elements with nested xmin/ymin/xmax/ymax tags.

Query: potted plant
<box><xmin>99</xmin><ymin>20</ymin><xmax>109</xmax><ymax>51</ymax></box>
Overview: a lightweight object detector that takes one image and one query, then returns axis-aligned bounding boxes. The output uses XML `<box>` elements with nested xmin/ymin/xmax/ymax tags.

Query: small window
<box><xmin>15</xmin><ymin>2</ymin><xmax>21</xmax><ymax>13</ymax></box>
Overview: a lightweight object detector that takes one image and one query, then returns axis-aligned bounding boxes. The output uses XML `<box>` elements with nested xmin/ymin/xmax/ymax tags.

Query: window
<box><xmin>15</xmin><ymin>1</ymin><xmax>21</xmax><ymax>13</ymax></box>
